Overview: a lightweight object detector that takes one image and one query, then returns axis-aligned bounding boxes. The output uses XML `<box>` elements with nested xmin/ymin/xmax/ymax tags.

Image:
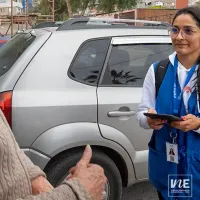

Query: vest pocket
<box><xmin>148</xmin><ymin>140</ymin><xmax>177</xmax><ymax>193</ymax></box>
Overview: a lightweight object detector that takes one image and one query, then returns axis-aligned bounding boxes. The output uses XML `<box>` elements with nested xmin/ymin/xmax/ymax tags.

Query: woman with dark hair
<box><xmin>137</xmin><ymin>6</ymin><xmax>200</xmax><ymax>200</ymax></box>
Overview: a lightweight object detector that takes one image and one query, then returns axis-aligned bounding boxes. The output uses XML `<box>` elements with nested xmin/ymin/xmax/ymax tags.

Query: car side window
<box><xmin>101</xmin><ymin>43</ymin><xmax>173</xmax><ymax>87</ymax></box>
<box><xmin>69</xmin><ymin>38</ymin><xmax>110</xmax><ymax>85</ymax></box>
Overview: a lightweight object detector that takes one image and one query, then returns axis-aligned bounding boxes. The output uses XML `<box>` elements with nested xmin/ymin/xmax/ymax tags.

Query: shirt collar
<box><xmin>169</xmin><ymin>52</ymin><xmax>198</xmax><ymax>72</ymax></box>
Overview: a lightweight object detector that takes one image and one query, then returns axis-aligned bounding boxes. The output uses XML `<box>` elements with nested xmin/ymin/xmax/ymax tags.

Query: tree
<box><xmin>35</xmin><ymin>0</ymin><xmax>51</xmax><ymax>15</ymax></box>
<box><xmin>71</xmin><ymin>0</ymin><xmax>138</xmax><ymax>14</ymax></box>
<box><xmin>36</xmin><ymin>0</ymin><xmax>68</xmax><ymax>21</ymax></box>
<box><xmin>36</xmin><ymin>0</ymin><xmax>138</xmax><ymax>20</ymax></box>
<box><xmin>54</xmin><ymin>0</ymin><xmax>68</xmax><ymax>20</ymax></box>
<box><xmin>96</xmin><ymin>0</ymin><xmax>138</xmax><ymax>13</ymax></box>
<box><xmin>66</xmin><ymin>0</ymin><xmax>73</xmax><ymax>17</ymax></box>
<box><xmin>70</xmin><ymin>0</ymin><xmax>91</xmax><ymax>15</ymax></box>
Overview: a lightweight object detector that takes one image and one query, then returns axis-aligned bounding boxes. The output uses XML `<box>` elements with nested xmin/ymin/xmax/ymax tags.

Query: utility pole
<box><xmin>52</xmin><ymin>0</ymin><xmax>55</xmax><ymax>21</ymax></box>
<box><xmin>48</xmin><ymin>0</ymin><xmax>55</xmax><ymax>22</ymax></box>
<box><xmin>11</xmin><ymin>0</ymin><xmax>13</xmax><ymax>35</ymax></box>
<box><xmin>66</xmin><ymin>0</ymin><xmax>72</xmax><ymax>18</ymax></box>
<box><xmin>26</xmin><ymin>0</ymin><xmax>28</xmax><ymax>29</ymax></box>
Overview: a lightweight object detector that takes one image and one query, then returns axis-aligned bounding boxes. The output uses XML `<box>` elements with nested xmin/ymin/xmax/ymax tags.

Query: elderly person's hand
<box><xmin>68</xmin><ymin>145</ymin><xmax>107</xmax><ymax>200</ymax></box>
<box><xmin>146</xmin><ymin>108</ymin><xmax>166</xmax><ymax>130</ymax></box>
<box><xmin>170</xmin><ymin>114</ymin><xmax>200</xmax><ymax>132</ymax></box>
<box><xmin>32</xmin><ymin>176</ymin><xmax>54</xmax><ymax>195</ymax></box>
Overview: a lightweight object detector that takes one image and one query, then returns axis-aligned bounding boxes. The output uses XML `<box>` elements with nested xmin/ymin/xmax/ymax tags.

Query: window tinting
<box><xmin>69</xmin><ymin>38</ymin><xmax>109</xmax><ymax>85</ymax></box>
<box><xmin>0</xmin><ymin>32</ymin><xmax>36</xmax><ymax>77</ymax></box>
<box><xmin>101</xmin><ymin>44</ymin><xmax>173</xmax><ymax>86</ymax></box>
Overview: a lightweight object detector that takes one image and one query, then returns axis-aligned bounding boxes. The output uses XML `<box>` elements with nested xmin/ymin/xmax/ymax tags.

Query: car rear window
<box><xmin>69</xmin><ymin>38</ymin><xmax>110</xmax><ymax>85</ymax></box>
<box><xmin>0</xmin><ymin>31</ymin><xmax>36</xmax><ymax>77</ymax></box>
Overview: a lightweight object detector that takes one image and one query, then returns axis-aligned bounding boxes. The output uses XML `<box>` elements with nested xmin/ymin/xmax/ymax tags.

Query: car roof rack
<box><xmin>57</xmin><ymin>17</ymin><xmax>171</xmax><ymax>31</ymax></box>
<box><xmin>32</xmin><ymin>21</ymin><xmax>63</xmax><ymax>29</ymax></box>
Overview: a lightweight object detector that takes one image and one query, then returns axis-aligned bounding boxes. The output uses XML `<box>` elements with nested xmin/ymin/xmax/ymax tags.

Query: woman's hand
<box><xmin>146</xmin><ymin>108</ymin><xmax>166</xmax><ymax>130</ymax></box>
<box><xmin>32</xmin><ymin>176</ymin><xmax>54</xmax><ymax>195</ymax></box>
<box><xmin>170</xmin><ymin>114</ymin><xmax>200</xmax><ymax>132</ymax></box>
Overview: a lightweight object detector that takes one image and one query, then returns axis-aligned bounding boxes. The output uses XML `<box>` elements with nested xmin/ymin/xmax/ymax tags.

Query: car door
<box><xmin>97</xmin><ymin>36</ymin><xmax>173</xmax><ymax>180</ymax></box>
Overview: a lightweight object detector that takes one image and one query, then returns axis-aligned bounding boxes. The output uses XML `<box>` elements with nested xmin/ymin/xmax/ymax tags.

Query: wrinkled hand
<box><xmin>68</xmin><ymin>145</ymin><xmax>107</xmax><ymax>200</ymax></box>
<box><xmin>32</xmin><ymin>176</ymin><xmax>54</xmax><ymax>195</ymax></box>
<box><xmin>146</xmin><ymin>108</ymin><xmax>166</xmax><ymax>130</ymax></box>
<box><xmin>170</xmin><ymin>114</ymin><xmax>200</xmax><ymax>132</ymax></box>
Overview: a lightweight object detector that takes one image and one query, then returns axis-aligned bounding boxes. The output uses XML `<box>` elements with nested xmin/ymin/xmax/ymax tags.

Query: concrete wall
<box><xmin>136</xmin><ymin>8</ymin><xmax>177</xmax><ymax>23</ymax></box>
<box><xmin>97</xmin><ymin>9</ymin><xmax>177</xmax><ymax>24</ymax></box>
<box><xmin>96</xmin><ymin>0</ymin><xmax>189</xmax><ymax>22</ymax></box>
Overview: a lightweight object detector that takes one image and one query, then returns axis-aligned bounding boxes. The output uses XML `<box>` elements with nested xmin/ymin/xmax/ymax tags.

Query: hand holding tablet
<box><xmin>144</xmin><ymin>113</ymin><xmax>182</xmax><ymax>122</ymax></box>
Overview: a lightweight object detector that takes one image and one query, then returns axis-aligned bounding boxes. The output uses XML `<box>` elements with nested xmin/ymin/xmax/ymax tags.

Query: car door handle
<box><xmin>108</xmin><ymin>110</ymin><xmax>136</xmax><ymax>117</ymax></box>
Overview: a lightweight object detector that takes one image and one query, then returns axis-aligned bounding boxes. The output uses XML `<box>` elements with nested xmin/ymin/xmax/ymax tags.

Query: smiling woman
<box><xmin>170</xmin><ymin>10</ymin><xmax>200</xmax><ymax>67</ymax></box>
<box><xmin>137</xmin><ymin>6</ymin><xmax>200</xmax><ymax>200</ymax></box>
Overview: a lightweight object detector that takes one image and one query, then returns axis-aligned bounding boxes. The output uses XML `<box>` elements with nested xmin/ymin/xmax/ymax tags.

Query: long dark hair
<box><xmin>172</xmin><ymin>6</ymin><xmax>200</xmax><ymax>98</ymax></box>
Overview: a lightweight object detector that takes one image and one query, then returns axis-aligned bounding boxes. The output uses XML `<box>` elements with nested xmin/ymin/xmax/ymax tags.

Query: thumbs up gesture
<box><xmin>69</xmin><ymin>145</ymin><xmax>107</xmax><ymax>200</ymax></box>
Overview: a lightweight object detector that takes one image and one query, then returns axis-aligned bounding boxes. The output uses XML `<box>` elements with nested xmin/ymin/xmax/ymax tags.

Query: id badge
<box><xmin>166</xmin><ymin>142</ymin><xmax>179</xmax><ymax>164</ymax></box>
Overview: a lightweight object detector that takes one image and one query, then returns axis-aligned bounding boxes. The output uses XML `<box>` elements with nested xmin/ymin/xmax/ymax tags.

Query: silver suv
<box><xmin>0</xmin><ymin>18</ymin><xmax>173</xmax><ymax>200</ymax></box>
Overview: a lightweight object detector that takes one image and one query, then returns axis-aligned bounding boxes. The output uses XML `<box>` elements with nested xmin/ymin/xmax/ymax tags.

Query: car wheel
<box><xmin>45</xmin><ymin>148</ymin><xmax>122</xmax><ymax>200</ymax></box>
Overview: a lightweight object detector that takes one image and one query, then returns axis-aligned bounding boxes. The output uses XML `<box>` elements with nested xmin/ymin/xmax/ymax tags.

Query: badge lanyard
<box><xmin>166</xmin><ymin>133</ymin><xmax>178</xmax><ymax>164</ymax></box>
<box><xmin>173</xmin><ymin>56</ymin><xmax>197</xmax><ymax>115</ymax></box>
<box><xmin>166</xmin><ymin>56</ymin><xmax>197</xmax><ymax>164</ymax></box>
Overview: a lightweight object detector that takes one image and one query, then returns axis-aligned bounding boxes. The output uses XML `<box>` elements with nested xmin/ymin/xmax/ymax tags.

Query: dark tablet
<box><xmin>143</xmin><ymin>113</ymin><xmax>182</xmax><ymax>122</ymax></box>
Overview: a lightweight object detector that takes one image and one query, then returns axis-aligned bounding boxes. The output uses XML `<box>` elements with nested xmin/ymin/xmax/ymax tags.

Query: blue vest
<box><xmin>148</xmin><ymin>62</ymin><xmax>200</xmax><ymax>199</ymax></box>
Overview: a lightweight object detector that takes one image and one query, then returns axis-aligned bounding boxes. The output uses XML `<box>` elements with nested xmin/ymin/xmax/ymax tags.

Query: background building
<box><xmin>137</xmin><ymin>0</ymin><xmax>190</xmax><ymax>8</ymax></box>
<box><xmin>137</xmin><ymin>0</ymin><xmax>175</xmax><ymax>8</ymax></box>
<box><xmin>0</xmin><ymin>0</ymin><xmax>23</xmax><ymax>15</ymax></box>
<box><xmin>162</xmin><ymin>0</ymin><xmax>175</xmax><ymax>8</ymax></box>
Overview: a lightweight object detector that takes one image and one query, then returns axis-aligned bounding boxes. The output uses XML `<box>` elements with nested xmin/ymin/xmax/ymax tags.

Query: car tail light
<box><xmin>0</xmin><ymin>91</ymin><xmax>12</xmax><ymax>128</ymax></box>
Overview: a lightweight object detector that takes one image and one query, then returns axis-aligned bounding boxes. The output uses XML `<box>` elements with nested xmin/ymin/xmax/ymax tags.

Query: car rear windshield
<box><xmin>0</xmin><ymin>31</ymin><xmax>36</xmax><ymax>77</ymax></box>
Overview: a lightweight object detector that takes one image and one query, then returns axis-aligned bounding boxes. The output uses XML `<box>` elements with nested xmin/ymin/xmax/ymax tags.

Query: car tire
<box><xmin>45</xmin><ymin>148</ymin><xmax>122</xmax><ymax>200</ymax></box>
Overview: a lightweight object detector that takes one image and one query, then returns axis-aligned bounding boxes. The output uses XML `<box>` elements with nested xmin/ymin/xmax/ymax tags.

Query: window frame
<box><xmin>68</xmin><ymin>37</ymin><xmax>111</xmax><ymax>86</ymax></box>
<box><xmin>98</xmin><ymin>36</ymin><xmax>172</xmax><ymax>87</ymax></box>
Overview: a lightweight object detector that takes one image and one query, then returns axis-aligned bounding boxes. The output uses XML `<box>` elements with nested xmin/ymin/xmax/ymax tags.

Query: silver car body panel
<box><xmin>30</xmin><ymin>122</ymin><xmax>135</xmax><ymax>185</ymax></box>
<box><xmin>97</xmin><ymin>87</ymin><xmax>151</xmax><ymax>179</ymax></box>
<box><xmin>12</xmin><ymin>31</ymin><xmax>98</xmax><ymax>146</ymax></box>
<box><xmin>12</xmin><ymin>29</ymin><xmax>169</xmax><ymax>147</ymax></box>
<box><xmin>97</xmin><ymin>36</ymin><xmax>172</xmax><ymax>179</ymax></box>
<box><xmin>0</xmin><ymin>30</ymin><xmax>51</xmax><ymax>92</ymax></box>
